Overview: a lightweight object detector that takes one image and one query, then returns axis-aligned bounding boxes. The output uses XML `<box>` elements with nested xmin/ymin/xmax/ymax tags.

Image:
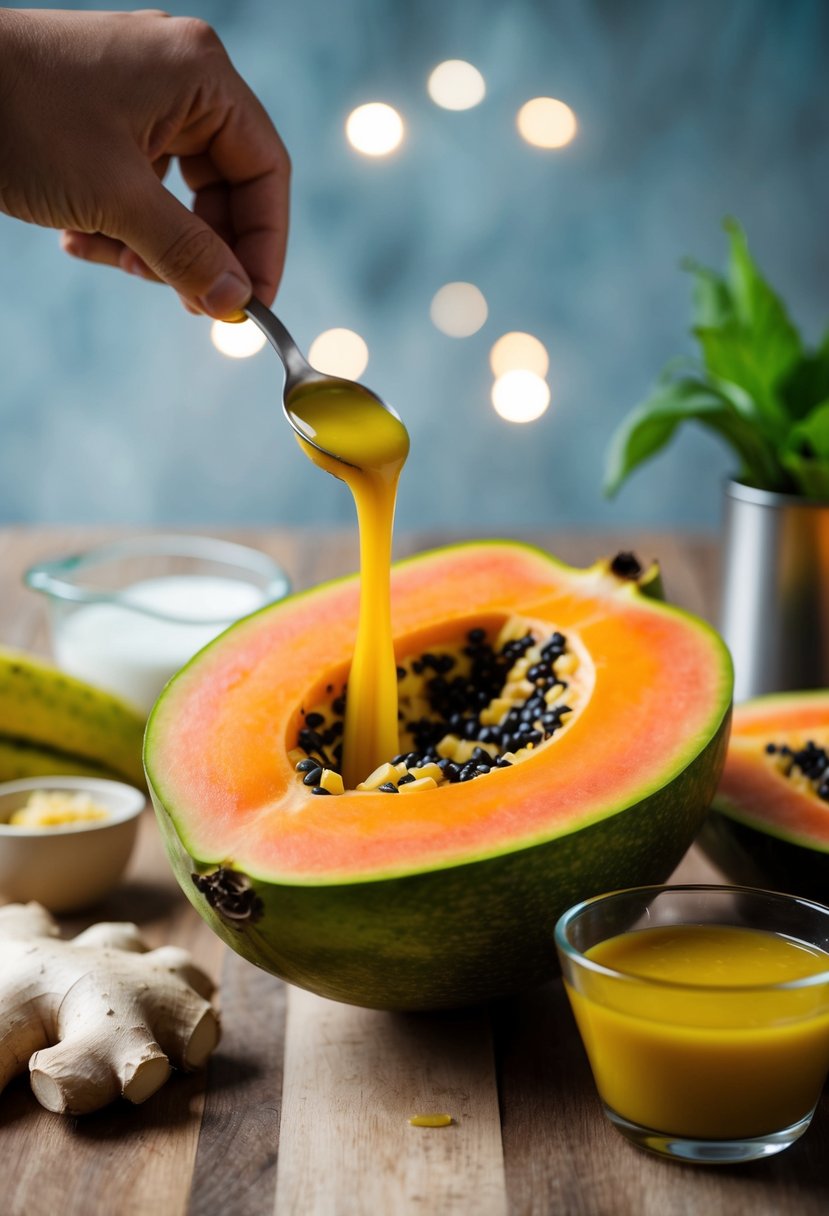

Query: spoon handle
<box><xmin>243</xmin><ymin>298</ymin><xmax>311</xmax><ymax>382</ymax></box>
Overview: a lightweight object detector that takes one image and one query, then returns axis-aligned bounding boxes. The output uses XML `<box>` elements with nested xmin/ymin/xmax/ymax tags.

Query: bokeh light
<box><xmin>517</xmin><ymin>97</ymin><xmax>577</xmax><ymax>149</ymax></box>
<box><xmin>491</xmin><ymin>369</ymin><xmax>551</xmax><ymax>423</ymax></box>
<box><xmin>427</xmin><ymin>60</ymin><xmax>486</xmax><ymax>110</ymax></box>
<box><xmin>489</xmin><ymin>331</ymin><xmax>550</xmax><ymax>378</ymax></box>
<box><xmin>209</xmin><ymin>319</ymin><xmax>267</xmax><ymax>359</ymax></box>
<box><xmin>308</xmin><ymin>328</ymin><xmax>370</xmax><ymax>380</ymax></box>
<box><xmin>429</xmin><ymin>282</ymin><xmax>488</xmax><ymax>337</ymax></box>
<box><xmin>345</xmin><ymin>103</ymin><xmax>405</xmax><ymax>156</ymax></box>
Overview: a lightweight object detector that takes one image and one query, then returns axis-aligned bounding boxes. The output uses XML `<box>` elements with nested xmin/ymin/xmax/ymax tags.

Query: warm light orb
<box><xmin>345</xmin><ymin>103</ymin><xmax>405</xmax><ymax>156</ymax></box>
<box><xmin>429</xmin><ymin>282</ymin><xmax>488</xmax><ymax>338</ymax></box>
<box><xmin>491</xmin><ymin>369</ymin><xmax>551</xmax><ymax>423</ymax></box>
<box><xmin>209</xmin><ymin>318</ymin><xmax>267</xmax><ymax>359</ymax></box>
<box><xmin>427</xmin><ymin>59</ymin><xmax>486</xmax><ymax>110</ymax></box>
<box><xmin>489</xmin><ymin>331</ymin><xmax>550</xmax><ymax>379</ymax></box>
<box><xmin>308</xmin><ymin>328</ymin><xmax>369</xmax><ymax>380</ymax></box>
<box><xmin>517</xmin><ymin>97</ymin><xmax>577</xmax><ymax>149</ymax></box>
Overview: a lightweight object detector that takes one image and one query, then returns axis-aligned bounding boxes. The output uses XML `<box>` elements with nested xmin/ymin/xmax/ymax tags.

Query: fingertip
<box><xmin>112</xmin><ymin>171</ymin><xmax>252</xmax><ymax>315</ymax></box>
<box><xmin>250</xmin><ymin>278</ymin><xmax>276</xmax><ymax>309</ymax></box>
<box><xmin>177</xmin><ymin>293</ymin><xmax>203</xmax><ymax>316</ymax></box>
<box><xmin>119</xmin><ymin>250</ymin><xmax>156</xmax><ymax>280</ymax></box>
<box><xmin>60</xmin><ymin>231</ymin><xmax>82</xmax><ymax>257</ymax></box>
<box><xmin>197</xmin><ymin>271</ymin><xmax>251</xmax><ymax>320</ymax></box>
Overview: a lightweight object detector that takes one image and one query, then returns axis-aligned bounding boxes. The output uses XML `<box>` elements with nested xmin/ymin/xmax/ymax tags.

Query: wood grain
<box><xmin>276</xmin><ymin>986</ymin><xmax>507</xmax><ymax>1216</ymax></box>
<box><xmin>188</xmin><ymin>953</ymin><xmax>286</xmax><ymax>1216</ymax></box>
<box><xmin>496</xmin><ymin>978</ymin><xmax>829</xmax><ymax>1216</ymax></box>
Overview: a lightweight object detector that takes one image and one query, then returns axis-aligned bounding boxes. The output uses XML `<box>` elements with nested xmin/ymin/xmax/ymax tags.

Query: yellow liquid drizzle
<box><xmin>289</xmin><ymin>382</ymin><xmax>409</xmax><ymax>789</ymax></box>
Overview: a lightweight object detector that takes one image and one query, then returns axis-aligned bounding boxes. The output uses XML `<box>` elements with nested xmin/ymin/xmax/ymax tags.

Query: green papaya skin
<box><xmin>151</xmin><ymin>721</ymin><xmax>729</xmax><ymax>1011</ymax></box>
<box><xmin>698</xmin><ymin>811</ymin><xmax>829</xmax><ymax>904</ymax></box>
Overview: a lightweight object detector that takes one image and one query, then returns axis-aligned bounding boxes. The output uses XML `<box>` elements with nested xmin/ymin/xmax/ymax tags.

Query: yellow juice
<box><xmin>566</xmin><ymin>924</ymin><xmax>829</xmax><ymax>1139</ymax></box>
<box><xmin>288</xmin><ymin>382</ymin><xmax>409</xmax><ymax>789</ymax></box>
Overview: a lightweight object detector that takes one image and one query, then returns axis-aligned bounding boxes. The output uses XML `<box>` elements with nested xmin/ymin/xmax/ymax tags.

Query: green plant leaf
<box><xmin>779</xmin><ymin>330</ymin><xmax>829</xmax><ymax>421</ymax></box>
<box><xmin>604</xmin><ymin>380</ymin><xmax>712</xmax><ymax>496</ymax></box>
<box><xmin>656</xmin><ymin>354</ymin><xmax>698</xmax><ymax>384</ymax></box>
<box><xmin>785</xmin><ymin>398</ymin><xmax>829</xmax><ymax>456</ymax></box>
<box><xmin>605</xmin><ymin>220</ymin><xmax>821</xmax><ymax>498</ymax></box>
<box><xmin>720</xmin><ymin>218</ymin><xmax>802</xmax><ymax>406</ymax></box>
<box><xmin>693</xmin><ymin>323</ymin><xmax>791</xmax><ymax>437</ymax></box>
<box><xmin>779</xmin><ymin>451</ymin><xmax>829</xmax><ymax>499</ymax></box>
<box><xmin>682</xmin><ymin>259</ymin><xmax>735</xmax><ymax>330</ymax></box>
<box><xmin>603</xmin><ymin>376</ymin><xmax>784</xmax><ymax>496</ymax></box>
<box><xmin>779</xmin><ymin>399</ymin><xmax>829</xmax><ymax>498</ymax></box>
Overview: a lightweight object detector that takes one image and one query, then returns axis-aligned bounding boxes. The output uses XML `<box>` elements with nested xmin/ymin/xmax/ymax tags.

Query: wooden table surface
<box><xmin>1</xmin><ymin>526</ymin><xmax>827</xmax><ymax>1216</ymax></box>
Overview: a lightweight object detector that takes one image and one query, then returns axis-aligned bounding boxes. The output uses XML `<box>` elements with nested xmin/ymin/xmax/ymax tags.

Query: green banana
<box><xmin>0</xmin><ymin>735</ymin><xmax>128</xmax><ymax>784</ymax></box>
<box><xmin>0</xmin><ymin>648</ymin><xmax>146</xmax><ymax>785</ymax></box>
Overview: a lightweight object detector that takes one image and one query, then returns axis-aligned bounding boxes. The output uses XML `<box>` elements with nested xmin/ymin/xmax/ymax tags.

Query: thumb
<box><xmin>116</xmin><ymin>174</ymin><xmax>252</xmax><ymax>319</ymax></box>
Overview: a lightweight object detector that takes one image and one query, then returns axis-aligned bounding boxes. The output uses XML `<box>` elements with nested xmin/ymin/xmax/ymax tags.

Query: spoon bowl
<box><xmin>243</xmin><ymin>298</ymin><xmax>408</xmax><ymax>472</ymax></box>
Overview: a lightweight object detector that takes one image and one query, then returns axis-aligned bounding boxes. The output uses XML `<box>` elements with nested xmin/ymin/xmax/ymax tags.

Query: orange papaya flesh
<box><xmin>698</xmin><ymin>691</ymin><xmax>829</xmax><ymax>900</ymax></box>
<box><xmin>145</xmin><ymin>541</ymin><xmax>732</xmax><ymax>1010</ymax></box>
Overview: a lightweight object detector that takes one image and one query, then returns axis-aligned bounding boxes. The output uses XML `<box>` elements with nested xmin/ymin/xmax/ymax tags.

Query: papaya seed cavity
<box><xmin>765</xmin><ymin>740</ymin><xmax>829</xmax><ymax>802</ymax></box>
<box><xmin>291</xmin><ymin>616</ymin><xmax>584</xmax><ymax>794</ymax></box>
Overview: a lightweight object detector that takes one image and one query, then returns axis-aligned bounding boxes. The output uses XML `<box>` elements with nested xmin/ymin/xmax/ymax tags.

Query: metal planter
<box><xmin>720</xmin><ymin>479</ymin><xmax>829</xmax><ymax>702</ymax></box>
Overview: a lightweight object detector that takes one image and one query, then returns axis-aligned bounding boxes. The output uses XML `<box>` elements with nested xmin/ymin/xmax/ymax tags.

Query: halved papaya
<box><xmin>145</xmin><ymin>542</ymin><xmax>732</xmax><ymax>1010</ymax></box>
<box><xmin>698</xmin><ymin>691</ymin><xmax>829</xmax><ymax>900</ymax></box>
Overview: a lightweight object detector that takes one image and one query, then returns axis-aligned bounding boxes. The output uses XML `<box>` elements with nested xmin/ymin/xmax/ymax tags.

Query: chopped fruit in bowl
<box><xmin>0</xmin><ymin>776</ymin><xmax>145</xmax><ymax>912</ymax></box>
<box><xmin>9</xmin><ymin>789</ymin><xmax>112</xmax><ymax>828</ymax></box>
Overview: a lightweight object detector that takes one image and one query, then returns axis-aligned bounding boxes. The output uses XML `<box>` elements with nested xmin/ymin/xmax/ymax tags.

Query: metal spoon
<box><xmin>243</xmin><ymin>297</ymin><xmax>405</xmax><ymax>470</ymax></box>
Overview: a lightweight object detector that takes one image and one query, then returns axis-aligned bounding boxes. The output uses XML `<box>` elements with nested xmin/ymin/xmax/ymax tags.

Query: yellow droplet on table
<box><xmin>408</xmin><ymin>1113</ymin><xmax>454</xmax><ymax>1128</ymax></box>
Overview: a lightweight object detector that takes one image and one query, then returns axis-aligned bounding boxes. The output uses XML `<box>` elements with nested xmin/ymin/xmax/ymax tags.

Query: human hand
<box><xmin>0</xmin><ymin>8</ymin><xmax>290</xmax><ymax>317</ymax></box>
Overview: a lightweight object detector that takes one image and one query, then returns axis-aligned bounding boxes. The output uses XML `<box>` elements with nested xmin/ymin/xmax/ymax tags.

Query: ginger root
<box><xmin>0</xmin><ymin>902</ymin><xmax>220</xmax><ymax>1115</ymax></box>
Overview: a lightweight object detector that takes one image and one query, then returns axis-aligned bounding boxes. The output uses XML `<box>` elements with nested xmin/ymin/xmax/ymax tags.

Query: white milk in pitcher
<box><xmin>55</xmin><ymin>575</ymin><xmax>266</xmax><ymax>711</ymax></box>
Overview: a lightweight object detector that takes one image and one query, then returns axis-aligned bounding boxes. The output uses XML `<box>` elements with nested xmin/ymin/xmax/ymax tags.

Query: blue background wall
<box><xmin>2</xmin><ymin>0</ymin><xmax>828</xmax><ymax>532</ymax></box>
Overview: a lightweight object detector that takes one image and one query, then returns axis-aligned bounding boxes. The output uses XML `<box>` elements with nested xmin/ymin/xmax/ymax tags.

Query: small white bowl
<box><xmin>0</xmin><ymin>776</ymin><xmax>145</xmax><ymax>913</ymax></box>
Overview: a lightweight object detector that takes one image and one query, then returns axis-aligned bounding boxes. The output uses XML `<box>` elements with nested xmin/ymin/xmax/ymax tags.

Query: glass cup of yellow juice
<box><xmin>555</xmin><ymin>885</ymin><xmax>829</xmax><ymax>1163</ymax></box>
